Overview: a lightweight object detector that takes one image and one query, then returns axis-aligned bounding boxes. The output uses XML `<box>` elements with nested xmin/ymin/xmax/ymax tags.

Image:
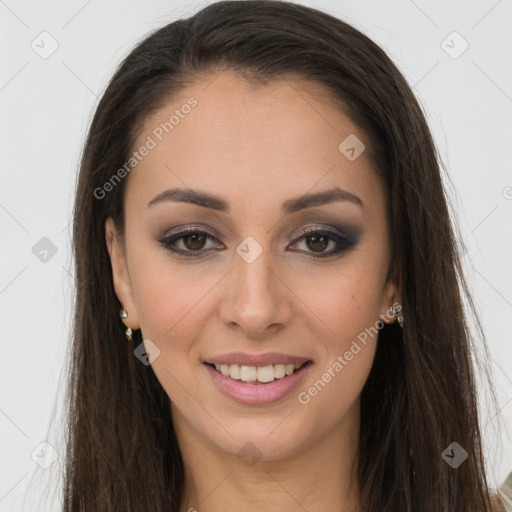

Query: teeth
<box><xmin>229</xmin><ymin>364</ymin><xmax>241</xmax><ymax>380</ymax></box>
<box><xmin>257</xmin><ymin>365</ymin><xmax>274</xmax><ymax>383</ymax></box>
<box><xmin>274</xmin><ymin>364</ymin><xmax>286</xmax><ymax>378</ymax></box>
<box><xmin>240</xmin><ymin>365</ymin><xmax>257</xmax><ymax>382</ymax></box>
<box><xmin>211</xmin><ymin>362</ymin><xmax>306</xmax><ymax>383</ymax></box>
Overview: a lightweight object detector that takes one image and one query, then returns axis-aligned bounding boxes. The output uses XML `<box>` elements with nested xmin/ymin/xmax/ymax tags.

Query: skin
<box><xmin>105</xmin><ymin>71</ymin><xmax>401</xmax><ymax>512</ymax></box>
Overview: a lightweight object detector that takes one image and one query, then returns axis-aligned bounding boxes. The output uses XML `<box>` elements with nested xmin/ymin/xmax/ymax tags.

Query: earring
<box><xmin>119</xmin><ymin>309</ymin><xmax>133</xmax><ymax>341</ymax></box>
<box><xmin>389</xmin><ymin>305</ymin><xmax>404</xmax><ymax>328</ymax></box>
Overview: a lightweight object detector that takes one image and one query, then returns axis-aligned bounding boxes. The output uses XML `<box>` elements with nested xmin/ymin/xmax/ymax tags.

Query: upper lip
<box><xmin>204</xmin><ymin>352</ymin><xmax>312</xmax><ymax>367</ymax></box>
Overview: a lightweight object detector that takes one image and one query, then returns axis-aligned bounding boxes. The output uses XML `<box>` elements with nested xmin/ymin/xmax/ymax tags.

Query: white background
<box><xmin>1</xmin><ymin>0</ymin><xmax>511</xmax><ymax>510</ymax></box>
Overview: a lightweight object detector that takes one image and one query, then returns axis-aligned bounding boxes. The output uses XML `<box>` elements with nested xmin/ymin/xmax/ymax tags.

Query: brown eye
<box><xmin>157</xmin><ymin>228</ymin><xmax>222</xmax><ymax>257</ymax></box>
<box><xmin>289</xmin><ymin>226</ymin><xmax>358</xmax><ymax>259</ymax></box>
<box><xmin>182</xmin><ymin>232</ymin><xmax>207</xmax><ymax>250</ymax></box>
<box><xmin>304</xmin><ymin>233</ymin><xmax>331</xmax><ymax>253</ymax></box>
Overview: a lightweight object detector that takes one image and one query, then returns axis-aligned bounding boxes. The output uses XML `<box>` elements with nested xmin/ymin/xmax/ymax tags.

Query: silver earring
<box><xmin>390</xmin><ymin>305</ymin><xmax>404</xmax><ymax>328</ymax></box>
<box><xmin>119</xmin><ymin>309</ymin><xmax>133</xmax><ymax>341</ymax></box>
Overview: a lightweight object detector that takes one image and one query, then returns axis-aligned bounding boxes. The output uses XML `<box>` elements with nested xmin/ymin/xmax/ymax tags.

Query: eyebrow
<box><xmin>147</xmin><ymin>186</ymin><xmax>364</xmax><ymax>214</ymax></box>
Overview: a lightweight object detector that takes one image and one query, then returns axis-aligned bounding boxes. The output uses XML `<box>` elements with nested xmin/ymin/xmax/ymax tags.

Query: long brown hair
<box><xmin>63</xmin><ymin>1</ymin><xmax>505</xmax><ymax>510</ymax></box>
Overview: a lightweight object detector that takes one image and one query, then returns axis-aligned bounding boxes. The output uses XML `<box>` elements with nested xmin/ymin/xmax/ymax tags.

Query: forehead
<box><xmin>125</xmin><ymin>72</ymin><xmax>383</xmax><ymax>218</ymax></box>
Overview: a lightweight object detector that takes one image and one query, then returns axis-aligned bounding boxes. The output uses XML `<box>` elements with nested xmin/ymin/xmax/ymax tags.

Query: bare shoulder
<box><xmin>497</xmin><ymin>471</ymin><xmax>512</xmax><ymax>512</ymax></box>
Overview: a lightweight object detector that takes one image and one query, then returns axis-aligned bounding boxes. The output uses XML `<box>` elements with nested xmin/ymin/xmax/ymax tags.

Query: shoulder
<box><xmin>498</xmin><ymin>470</ymin><xmax>512</xmax><ymax>512</ymax></box>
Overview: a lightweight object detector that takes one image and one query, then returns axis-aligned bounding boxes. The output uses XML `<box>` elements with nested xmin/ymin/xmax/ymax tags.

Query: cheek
<box><xmin>296</xmin><ymin>274</ymin><xmax>381</xmax><ymax>417</ymax></box>
<box><xmin>132</xmin><ymin>265</ymin><xmax>203</xmax><ymax>405</ymax></box>
<box><xmin>129</xmin><ymin>249</ymin><xmax>214</xmax><ymax>345</ymax></box>
<box><xmin>298</xmin><ymin>265</ymin><xmax>385</xmax><ymax>345</ymax></box>
<box><xmin>294</xmin><ymin>266</ymin><xmax>384</xmax><ymax>410</ymax></box>
<box><xmin>296</xmin><ymin>338</ymin><xmax>376</xmax><ymax>443</ymax></box>
<box><xmin>129</xmin><ymin>256</ymin><xmax>225</xmax><ymax>405</ymax></box>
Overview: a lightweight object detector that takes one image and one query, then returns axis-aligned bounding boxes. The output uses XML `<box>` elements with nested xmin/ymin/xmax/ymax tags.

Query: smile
<box><xmin>203</xmin><ymin>360</ymin><xmax>313</xmax><ymax>405</ymax></box>
<box><xmin>207</xmin><ymin>362</ymin><xmax>307</xmax><ymax>384</ymax></box>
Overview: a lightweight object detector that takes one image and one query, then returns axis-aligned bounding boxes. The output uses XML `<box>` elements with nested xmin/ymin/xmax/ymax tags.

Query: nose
<box><xmin>219</xmin><ymin>242</ymin><xmax>294</xmax><ymax>337</ymax></box>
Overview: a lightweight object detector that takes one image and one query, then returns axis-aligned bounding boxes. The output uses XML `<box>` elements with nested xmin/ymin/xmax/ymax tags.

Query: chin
<box><xmin>206</xmin><ymin>418</ymin><xmax>310</xmax><ymax>462</ymax></box>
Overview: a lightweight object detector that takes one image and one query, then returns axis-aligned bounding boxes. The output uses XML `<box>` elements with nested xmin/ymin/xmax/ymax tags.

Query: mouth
<box><xmin>203</xmin><ymin>360</ymin><xmax>313</xmax><ymax>385</ymax></box>
<box><xmin>203</xmin><ymin>359</ymin><xmax>313</xmax><ymax>405</ymax></box>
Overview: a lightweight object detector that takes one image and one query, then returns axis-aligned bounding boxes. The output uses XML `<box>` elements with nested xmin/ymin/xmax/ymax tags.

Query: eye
<box><xmin>156</xmin><ymin>227</ymin><xmax>223</xmax><ymax>257</ymax></box>
<box><xmin>288</xmin><ymin>226</ymin><xmax>357</xmax><ymax>259</ymax></box>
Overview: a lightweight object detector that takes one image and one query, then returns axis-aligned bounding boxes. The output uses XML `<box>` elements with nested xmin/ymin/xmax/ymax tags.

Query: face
<box><xmin>106</xmin><ymin>71</ymin><xmax>400</xmax><ymax>461</ymax></box>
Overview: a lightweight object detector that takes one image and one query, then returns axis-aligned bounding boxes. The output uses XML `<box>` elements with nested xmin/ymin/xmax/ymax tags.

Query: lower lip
<box><xmin>204</xmin><ymin>362</ymin><xmax>312</xmax><ymax>406</ymax></box>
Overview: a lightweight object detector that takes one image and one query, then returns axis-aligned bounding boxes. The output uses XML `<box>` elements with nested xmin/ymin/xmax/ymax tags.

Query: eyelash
<box><xmin>156</xmin><ymin>225</ymin><xmax>357</xmax><ymax>259</ymax></box>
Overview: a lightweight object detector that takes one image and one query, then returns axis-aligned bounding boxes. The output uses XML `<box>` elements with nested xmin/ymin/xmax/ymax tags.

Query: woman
<box><xmin>64</xmin><ymin>1</ymin><xmax>508</xmax><ymax>510</ymax></box>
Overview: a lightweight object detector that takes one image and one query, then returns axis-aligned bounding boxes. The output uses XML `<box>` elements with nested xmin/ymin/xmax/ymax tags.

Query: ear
<box><xmin>105</xmin><ymin>217</ymin><xmax>140</xmax><ymax>331</ymax></box>
<box><xmin>379</xmin><ymin>265</ymin><xmax>402</xmax><ymax>325</ymax></box>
